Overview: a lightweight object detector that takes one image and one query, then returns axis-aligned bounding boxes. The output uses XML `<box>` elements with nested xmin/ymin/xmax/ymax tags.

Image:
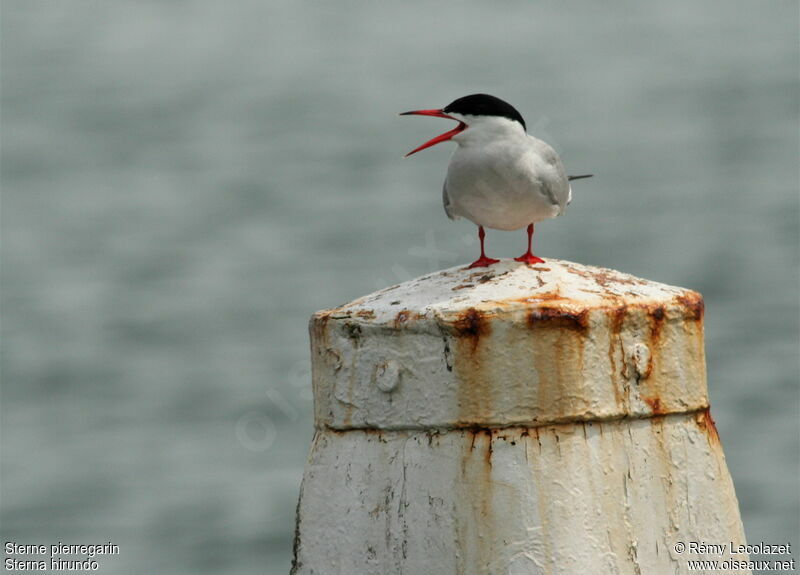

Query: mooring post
<box><xmin>291</xmin><ymin>259</ymin><xmax>748</xmax><ymax>575</ymax></box>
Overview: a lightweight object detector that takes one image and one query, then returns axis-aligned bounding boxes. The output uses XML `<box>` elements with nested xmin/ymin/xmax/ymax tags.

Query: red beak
<box><xmin>400</xmin><ymin>109</ymin><xmax>467</xmax><ymax>157</ymax></box>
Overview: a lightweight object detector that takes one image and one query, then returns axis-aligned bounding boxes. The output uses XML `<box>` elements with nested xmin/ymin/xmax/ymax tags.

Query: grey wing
<box><xmin>529</xmin><ymin>136</ymin><xmax>570</xmax><ymax>213</ymax></box>
<box><xmin>442</xmin><ymin>179</ymin><xmax>458</xmax><ymax>220</ymax></box>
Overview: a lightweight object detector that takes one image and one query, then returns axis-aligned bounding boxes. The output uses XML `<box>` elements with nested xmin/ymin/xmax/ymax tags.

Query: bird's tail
<box><xmin>568</xmin><ymin>174</ymin><xmax>593</xmax><ymax>181</ymax></box>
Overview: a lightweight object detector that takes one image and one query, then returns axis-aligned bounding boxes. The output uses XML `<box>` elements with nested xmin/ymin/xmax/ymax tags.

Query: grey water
<box><xmin>2</xmin><ymin>2</ymin><xmax>798</xmax><ymax>573</ymax></box>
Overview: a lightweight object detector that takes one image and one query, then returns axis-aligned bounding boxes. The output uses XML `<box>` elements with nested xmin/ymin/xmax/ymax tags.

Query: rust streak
<box><xmin>695</xmin><ymin>407</ymin><xmax>721</xmax><ymax>445</ymax></box>
<box><xmin>610</xmin><ymin>306</ymin><xmax>627</xmax><ymax>332</ymax></box>
<box><xmin>642</xmin><ymin>395</ymin><xmax>666</xmax><ymax>415</ymax></box>
<box><xmin>455</xmin><ymin>428</ymin><xmax>496</xmax><ymax>567</ymax></box>
<box><xmin>451</xmin><ymin>307</ymin><xmax>491</xmax><ymax>350</ymax></box>
<box><xmin>649</xmin><ymin>305</ymin><xmax>666</xmax><ymax>344</ymax></box>
<box><xmin>450</xmin><ymin>309</ymin><xmax>495</xmax><ymax>428</ymax></box>
<box><xmin>608</xmin><ymin>306</ymin><xmax>627</xmax><ymax>398</ymax></box>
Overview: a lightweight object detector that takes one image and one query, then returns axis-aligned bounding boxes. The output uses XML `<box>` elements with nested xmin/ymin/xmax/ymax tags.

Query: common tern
<box><xmin>402</xmin><ymin>93</ymin><xmax>591</xmax><ymax>268</ymax></box>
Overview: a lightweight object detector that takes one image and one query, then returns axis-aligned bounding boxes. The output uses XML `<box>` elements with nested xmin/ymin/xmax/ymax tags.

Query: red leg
<box><xmin>514</xmin><ymin>223</ymin><xmax>545</xmax><ymax>265</ymax></box>
<box><xmin>467</xmin><ymin>226</ymin><xmax>500</xmax><ymax>269</ymax></box>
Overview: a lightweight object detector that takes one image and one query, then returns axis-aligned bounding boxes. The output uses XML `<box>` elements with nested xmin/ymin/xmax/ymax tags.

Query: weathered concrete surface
<box><xmin>292</xmin><ymin>260</ymin><xmax>748</xmax><ymax>575</ymax></box>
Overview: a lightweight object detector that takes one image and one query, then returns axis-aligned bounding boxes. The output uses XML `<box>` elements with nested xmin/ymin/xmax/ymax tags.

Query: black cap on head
<box><xmin>443</xmin><ymin>94</ymin><xmax>526</xmax><ymax>130</ymax></box>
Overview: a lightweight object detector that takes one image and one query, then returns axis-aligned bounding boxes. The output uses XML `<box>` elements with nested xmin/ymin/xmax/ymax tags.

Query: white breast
<box><xmin>443</xmin><ymin>122</ymin><xmax>570</xmax><ymax>231</ymax></box>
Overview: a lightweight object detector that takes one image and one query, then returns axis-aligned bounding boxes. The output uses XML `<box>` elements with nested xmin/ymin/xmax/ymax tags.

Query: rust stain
<box><xmin>695</xmin><ymin>407</ymin><xmax>720</xmax><ymax>445</ymax></box>
<box><xmin>355</xmin><ymin>309</ymin><xmax>376</xmax><ymax>319</ymax></box>
<box><xmin>512</xmin><ymin>291</ymin><xmax>563</xmax><ymax>303</ymax></box>
<box><xmin>527</xmin><ymin>306</ymin><xmax>589</xmax><ymax>333</ymax></box>
<box><xmin>475</xmin><ymin>432</ymin><xmax>494</xmax><ymax>525</ymax></box>
<box><xmin>630</xmin><ymin>303</ymin><xmax>666</xmax><ymax>402</ymax></box>
<box><xmin>424</xmin><ymin>430</ymin><xmax>442</xmax><ymax>446</ymax></box>
<box><xmin>452</xmin><ymin>283</ymin><xmax>474</xmax><ymax>291</ymax></box>
<box><xmin>449</xmin><ymin>309</ymin><xmax>495</xmax><ymax>427</ymax></box>
<box><xmin>311</xmin><ymin>310</ymin><xmax>333</xmax><ymax>332</ymax></box>
<box><xmin>640</xmin><ymin>354</ymin><xmax>654</xmax><ymax>381</ymax></box>
<box><xmin>456</xmin><ymin>429</ymin><xmax>495</xmax><ymax>571</ymax></box>
<box><xmin>648</xmin><ymin>415</ymin><xmax>670</xmax><ymax>496</ymax></box>
<box><xmin>393</xmin><ymin>309</ymin><xmax>424</xmax><ymax>328</ymax></box>
<box><xmin>465</xmin><ymin>427</ymin><xmax>495</xmax><ymax>465</ymax></box>
<box><xmin>642</xmin><ymin>395</ymin><xmax>666</xmax><ymax>415</ymax></box>
<box><xmin>609</xmin><ymin>306</ymin><xmax>627</xmax><ymax>335</ymax></box>
<box><xmin>675</xmin><ymin>292</ymin><xmax>705</xmax><ymax>321</ymax></box>
<box><xmin>394</xmin><ymin>309</ymin><xmax>411</xmax><ymax>327</ymax></box>
<box><xmin>484</xmin><ymin>429</ymin><xmax>494</xmax><ymax>467</ymax></box>
<box><xmin>637</xmin><ymin>305</ymin><xmax>664</xmax><ymax>393</ymax></box>
<box><xmin>649</xmin><ymin>305</ymin><xmax>666</xmax><ymax>344</ymax></box>
<box><xmin>529</xmin><ymin>316</ymin><xmax>587</xmax><ymax>423</ymax></box>
<box><xmin>608</xmin><ymin>306</ymin><xmax>627</xmax><ymax>408</ymax></box>
<box><xmin>451</xmin><ymin>307</ymin><xmax>491</xmax><ymax>348</ymax></box>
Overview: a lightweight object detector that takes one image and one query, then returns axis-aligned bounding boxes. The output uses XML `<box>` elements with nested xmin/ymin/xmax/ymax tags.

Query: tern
<box><xmin>401</xmin><ymin>93</ymin><xmax>591</xmax><ymax>268</ymax></box>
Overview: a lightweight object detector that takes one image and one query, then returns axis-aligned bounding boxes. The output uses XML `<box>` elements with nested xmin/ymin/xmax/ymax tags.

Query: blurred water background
<box><xmin>2</xmin><ymin>2</ymin><xmax>798</xmax><ymax>573</ymax></box>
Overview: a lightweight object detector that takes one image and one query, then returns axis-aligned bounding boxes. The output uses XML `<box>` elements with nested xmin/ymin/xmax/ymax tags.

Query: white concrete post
<box><xmin>291</xmin><ymin>260</ymin><xmax>749</xmax><ymax>575</ymax></box>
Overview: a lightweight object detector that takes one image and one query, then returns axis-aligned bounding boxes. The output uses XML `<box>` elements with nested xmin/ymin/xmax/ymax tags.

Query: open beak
<box><xmin>400</xmin><ymin>109</ymin><xmax>467</xmax><ymax>157</ymax></box>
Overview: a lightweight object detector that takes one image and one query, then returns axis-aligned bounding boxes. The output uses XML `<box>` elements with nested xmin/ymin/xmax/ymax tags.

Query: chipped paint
<box><xmin>294</xmin><ymin>260</ymin><xmax>747</xmax><ymax>574</ymax></box>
